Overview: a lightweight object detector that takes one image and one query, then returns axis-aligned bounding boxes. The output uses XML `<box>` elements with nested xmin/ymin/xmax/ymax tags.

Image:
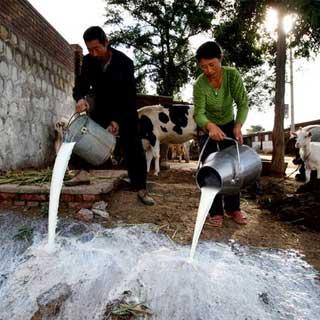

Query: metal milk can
<box><xmin>196</xmin><ymin>137</ymin><xmax>262</xmax><ymax>194</ymax></box>
<box><xmin>64</xmin><ymin>113</ymin><xmax>116</xmax><ymax>166</ymax></box>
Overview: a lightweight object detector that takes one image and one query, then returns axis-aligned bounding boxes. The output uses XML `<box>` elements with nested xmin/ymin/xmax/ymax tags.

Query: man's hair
<box><xmin>195</xmin><ymin>41</ymin><xmax>223</xmax><ymax>61</ymax></box>
<box><xmin>83</xmin><ymin>26</ymin><xmax>107</xmax><ymax>44</ymax></box>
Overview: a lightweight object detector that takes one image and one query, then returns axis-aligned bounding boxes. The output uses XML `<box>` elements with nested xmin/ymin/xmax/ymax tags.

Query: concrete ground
<box><xmin>0</xmin><ymin>153</ymin><xmax>298</xmax><ymax>211</ymax></box>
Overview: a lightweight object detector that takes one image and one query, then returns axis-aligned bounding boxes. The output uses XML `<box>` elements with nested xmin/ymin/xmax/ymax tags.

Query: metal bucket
<box><xmin>64</xmin><ymin>113</ymin><xmax>116</xmax><ymax>166</ymax></box>
<box><xmin>196</xmin><ymin>138</ymin><xmax>262</xmax><ymax>194</ymax></box>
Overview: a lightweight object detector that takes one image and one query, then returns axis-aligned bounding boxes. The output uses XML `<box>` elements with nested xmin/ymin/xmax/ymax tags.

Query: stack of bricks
<box><xmin>0</xmin><ymin>192</ymin><xmax>106</xmax><ymax>210</ymax></box>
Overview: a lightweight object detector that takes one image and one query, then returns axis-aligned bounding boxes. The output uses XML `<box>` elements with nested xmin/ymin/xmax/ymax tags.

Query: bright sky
<box><xmin>28</xmin><ymin>0</ymin><xmax>320</xmax><ymax>132</ymax></box>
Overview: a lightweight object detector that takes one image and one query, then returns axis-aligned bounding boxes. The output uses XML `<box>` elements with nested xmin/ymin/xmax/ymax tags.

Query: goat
<box><xmin>292</xmin><ymin>127</ymin><xmax>320</xmax><ymax>183</ymax></box>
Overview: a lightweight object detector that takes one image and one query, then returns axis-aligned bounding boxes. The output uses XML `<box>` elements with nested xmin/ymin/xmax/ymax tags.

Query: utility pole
<box><xmin>289</xmin><ymin>47</ymin><xmax>295</xmax><ymax>132</ymax></box>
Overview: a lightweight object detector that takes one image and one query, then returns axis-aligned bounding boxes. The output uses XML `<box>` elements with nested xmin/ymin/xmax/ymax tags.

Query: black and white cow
<box><xmin>138</xmin><ymin>104</ymin><xmax>197</xmax><ymax>175</ymax></box>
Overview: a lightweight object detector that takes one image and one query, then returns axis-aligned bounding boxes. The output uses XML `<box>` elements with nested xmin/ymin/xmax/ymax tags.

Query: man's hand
<box><xmin>207</xmin><ymin>122</ymin><xmax>226</xmax><ymax>141</ymax></box>
<box><xmin>75</xmin><ymin>98</ymin><xmax>90</xmax><ymax>113</ymax></box>
<box><xmin>107</xmin><ymin>121</ymin><xmax>119</xmax><ymax>136</ymax></box>
<box><xmin>233</xmin><ymin>123</ymin><xmax>243</xmax><ymax>144</ymax></box>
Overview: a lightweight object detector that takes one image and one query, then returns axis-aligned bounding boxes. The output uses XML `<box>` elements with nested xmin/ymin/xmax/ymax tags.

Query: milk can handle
<box><xmin>196</xmin><ymin>136</ymin><xmax>210</xmax><ymax>171</ymax></box>
<box><xmin>66</xmin><ymin>112</ymin><xmax>87</xmax><ymax>129</ymax></box>
<box><xmin>64</xmin><ymin>112</ymin><xmax>88</xmax><ymax>142</ymax></box>
<box><xmin>223</xmin><ymin>137</ymin><xmax>241</xmax><ymax>182</ymax></box>
<box><xmin>196</xmin><ymin>136</ymin><xmax>241</xmax><ymax>182</ymax></box>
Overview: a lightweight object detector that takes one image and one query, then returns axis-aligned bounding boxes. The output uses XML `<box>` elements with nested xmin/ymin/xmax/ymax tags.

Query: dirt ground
<box><xmin>105</xmin><ymin>161</ymin><xmax>320</xmax><ymax>272</ymax></box>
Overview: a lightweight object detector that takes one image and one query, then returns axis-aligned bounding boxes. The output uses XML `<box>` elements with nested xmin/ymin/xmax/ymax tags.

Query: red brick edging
<box><xmin>0</xmin><ymin>192</ymin><xmax>106</xmax><ymax>210</ymax></box>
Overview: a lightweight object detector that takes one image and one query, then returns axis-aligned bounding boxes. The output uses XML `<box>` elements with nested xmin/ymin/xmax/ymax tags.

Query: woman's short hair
<box><xmin>83</xmin><ymin>26</ymin><xmax>107</xmax><ymax>44</ymax></box>
<box><xmin>196</xmin><ymin>41</ymin><xmax>223</xmax><ymax>61</ymax></box>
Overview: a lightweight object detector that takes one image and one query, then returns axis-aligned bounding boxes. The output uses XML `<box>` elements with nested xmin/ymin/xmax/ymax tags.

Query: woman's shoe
<box><xmin>226</xmin><ymin>211</ymin><xmax>248</xmax><ymax>225</ymax></box>
<box><xmin>207</xmin><ymin>215</ymin><xmax>224</xmax><ymax>227</ymax></box>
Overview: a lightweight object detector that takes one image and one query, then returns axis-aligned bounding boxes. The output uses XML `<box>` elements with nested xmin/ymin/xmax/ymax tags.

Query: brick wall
<box><xmin>0</xmin><ymin>0</ymin><xmax>74</xmax><ymax>72</ymax></box>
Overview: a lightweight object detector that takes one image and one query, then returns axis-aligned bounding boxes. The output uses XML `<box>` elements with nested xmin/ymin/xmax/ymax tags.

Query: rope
<box><xmin>285</xmin><ymin>165</ymin><xmax>300</xmax><ymax>179</ymax></box>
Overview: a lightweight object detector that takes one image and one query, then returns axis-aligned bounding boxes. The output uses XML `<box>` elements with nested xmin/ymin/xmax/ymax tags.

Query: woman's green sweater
<box><xmin>193</xmin><ymin>66</ymin><xmax>249</xmax><ymax>128</ymax></box>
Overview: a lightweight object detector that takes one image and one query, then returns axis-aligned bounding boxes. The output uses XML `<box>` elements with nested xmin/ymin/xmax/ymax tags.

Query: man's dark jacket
<box><xmin>73</xmin><ymin>48</ymin><xmax>138</xmax><ymax>132</ymax></box>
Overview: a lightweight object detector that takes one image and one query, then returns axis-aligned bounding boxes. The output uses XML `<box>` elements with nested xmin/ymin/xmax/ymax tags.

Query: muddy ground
<box><xmin>104</xmin><ymin>161</ymin><xmax>320</xmax><ymax>272</ymax></box>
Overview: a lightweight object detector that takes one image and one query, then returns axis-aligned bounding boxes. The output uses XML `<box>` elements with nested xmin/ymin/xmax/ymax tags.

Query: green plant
<box><xmin>14</xmin><ymin>225</ymin><xmax>34</xmax><ymax>242</ymax></box>
<box><xmin>40</xmin><ymin>203</ymin><xmax>49</xmax><ymax>216</ymax></box>
<box><xmin>111</xmin><ymin>303</ymin><xmax>152</xmax><ymax>318</ymax></box>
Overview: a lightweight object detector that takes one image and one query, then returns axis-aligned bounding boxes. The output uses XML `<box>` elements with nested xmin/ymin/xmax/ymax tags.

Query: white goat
<box><xmin>293</xmin><ymin>128</ymin><xmax>320</xmax><ymax>183</ymax></box>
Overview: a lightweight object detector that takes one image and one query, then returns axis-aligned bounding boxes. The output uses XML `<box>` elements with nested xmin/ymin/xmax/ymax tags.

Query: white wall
<box><xmin>0</xmin><ymin>24</ymin><xmax>74</xmax><ymax>170</ymax></box>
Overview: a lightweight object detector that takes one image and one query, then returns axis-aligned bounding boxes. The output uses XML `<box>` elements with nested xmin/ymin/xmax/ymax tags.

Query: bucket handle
<box><xmin>64</xmin><ymin>112</ymin><xmax>88</xmax><ymax>143</ymax></box>
<box><xmin>66</xmin><ymin>112</ymin><xmax>87</xmax><ymax>129</ymax></box>
<box><xmin>196</xmin><ymin>136</ymin><xmax>241</xmax><ymax>184</ymax></box>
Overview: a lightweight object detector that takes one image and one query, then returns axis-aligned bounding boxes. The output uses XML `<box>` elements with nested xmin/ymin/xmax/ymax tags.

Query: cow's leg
<box><xmin>154</xmin><ymin>141</ymin><xmax>160</xmax><ymax>176</ymax></box>
<box><xmin>160</xmin><ymin>144</ymin><xmax>170</xmax><ymax>170</ymax></box>
<box><xmin>171</xmin><ymin>147</ymin><xmax>176</xmax><ymax>161</ymax></box>
<box><xmin>183</xmin><ymin>143</ymin><xmax>190</xmax><ymax>163</ymax></box>
<box><xmin>305</xmin><ymin>169</ymin><xmax>311</xmax><ymax>183</ymax></box>
<box><xmin>141</xmin><ymin>139</ymin><xmax>153</xmax><ymax>173</ymax></box>
<box><xmin>145</xmin><ymin>150</ymin><xmax>153</xmax><ymax>173</ymax></box>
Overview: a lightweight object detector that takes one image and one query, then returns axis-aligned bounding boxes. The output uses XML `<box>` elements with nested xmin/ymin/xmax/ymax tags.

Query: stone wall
<box><xmin>0</xmin><ymin>0</ymin><xmax>78</xmax><ymax>170</ymax></box>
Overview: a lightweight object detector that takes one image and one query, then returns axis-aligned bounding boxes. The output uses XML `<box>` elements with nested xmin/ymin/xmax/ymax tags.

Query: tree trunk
<box><xmin>271</xmin><ymin>7</ymin><xmax>287</xmax><ymax>176</ymax></box>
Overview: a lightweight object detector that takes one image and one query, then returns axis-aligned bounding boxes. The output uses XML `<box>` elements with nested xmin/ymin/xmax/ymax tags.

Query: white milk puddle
<box><xmin>47</xmin><ymin>142</ymin><xmax>76</xmax><ymax>250</ymax></box>
<box><xmin>0</xmin><ymin>217</ymin><xmax>319</xmax><ymax>320</ymax></box>
<box><xmin>190</xmin><ymin>187</ymin><xmax>219</xmax><ymax>260</ymax></box>
<box><xmin>0</xmin><ymin>140</ymin><xmax>318</xmax><ymax>319</ymax></box>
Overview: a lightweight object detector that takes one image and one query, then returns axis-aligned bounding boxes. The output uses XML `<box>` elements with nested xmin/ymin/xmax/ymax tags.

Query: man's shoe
<box><xmin>64</xmin><ymin>170</ymin><xmax>91</xmax><ymax>186</ymax></box>
<box><xmin>137</xmin><ymin>189</ymin><xmax>155</xmax><ymax>206</ymax></box>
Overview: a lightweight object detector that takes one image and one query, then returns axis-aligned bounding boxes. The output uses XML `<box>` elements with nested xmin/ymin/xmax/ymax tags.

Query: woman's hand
<box><xmin>206</xmin><ymin>122</ymin><xmax>226</xmax><ymax>141</ymax></box>
<box><xmin>233</xmin><ymin>123</ymin><xmax>243</xmax><ymax>144</ymax></box>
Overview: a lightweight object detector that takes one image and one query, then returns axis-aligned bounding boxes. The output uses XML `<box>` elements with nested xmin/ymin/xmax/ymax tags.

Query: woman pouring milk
<box><xmin>193</xmin><ymin>41</ymin><xmax>249</xmax><ymax>228</ymax></box>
